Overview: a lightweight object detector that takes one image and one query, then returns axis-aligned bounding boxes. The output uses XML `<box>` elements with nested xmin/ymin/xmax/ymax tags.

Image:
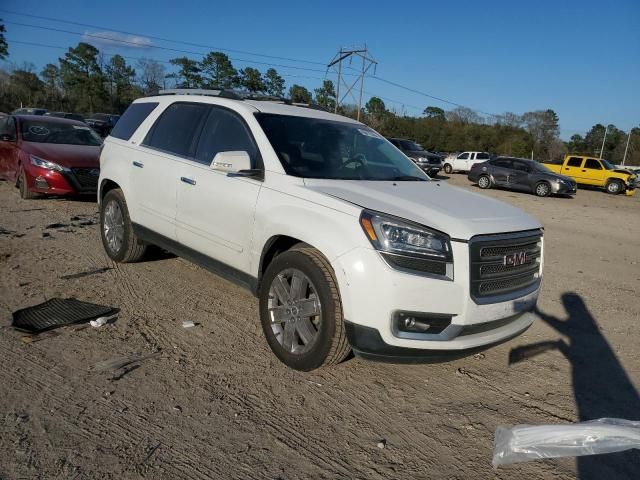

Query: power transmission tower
<box><xmin>327</xmin><ymin>46</ymin><xmax>377</xmax><ymax>121</ymax></box>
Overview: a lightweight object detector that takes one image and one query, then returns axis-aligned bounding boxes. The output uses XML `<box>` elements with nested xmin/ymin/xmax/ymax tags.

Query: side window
<box><xmin>584</xmin><ymin>159</ymin><xmax>602</xmax><ymax>170</ymax></box>
<box><xmin>0</xmin><ymin>117</ymin><xmax>16</xmax><ymax>138</ymax></box>
<box><xmin>476</xmin><ymin>152</ymin><xmax>490</xmax><ymax>160</ymax></box>
<box><xmin>566</xmin><ymin>157</ymin><xmax>583</xmax><ymax>167</ymax></box>
<box><xmin>492</xmin><ymin>159</ymin><xmax>512</xmax><ymax>168</ymax></box>
<box><xmin>111</xmin><ymin>102</ymin><xmax>158</xmax><ymax>140</ymax></box>
<box><xmin>458</xmin><ymin>152</ymin><xmax>470</xmax><ymax>160</ymax></box>
<box><xmin>194</xmin><ymin>107</ymin><xmax>259</xmax><ymax>167</ymax></box>
<box><xmin>143</xmin><ymin>102</ymin><xmax>210</xmax><ymax>158</ymax></box>
<box><xmin>512</xmin><ymin>161</ymin><xmax>530</xmax><ymax>172</ymax></box>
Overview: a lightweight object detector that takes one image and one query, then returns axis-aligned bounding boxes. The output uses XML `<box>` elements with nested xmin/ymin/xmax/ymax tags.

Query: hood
<box><xmin>613</xmin><ymin>169</ymin><xmax>635</xmax><ymax>178</ymax></box>
<box><xmin>304</xmin><ymin>179</ymin><xmax>541</xmax><ymax>240</ymax></box>
<box><xmin>21</xmin><ymin>142</ymin><xmax>100</xmax><ymax>168</ymax></box>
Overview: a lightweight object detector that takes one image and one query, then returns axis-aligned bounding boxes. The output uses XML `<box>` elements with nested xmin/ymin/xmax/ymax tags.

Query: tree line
<box><xmin>0</xmin><ymin>26</ymin><xmax>637</xmax><ymax>165</ymax></box>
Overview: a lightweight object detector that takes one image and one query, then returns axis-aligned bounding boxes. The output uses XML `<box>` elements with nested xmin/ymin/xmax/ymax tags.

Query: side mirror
<box><xmin>211</xmin><ymin>151</ymin><xmax>252</xmax><ymax>173</ymax></box>
<box><xmin>0</xmin><ymin>134</ymin><xmax>16</xmax><ymax>142</ymax></box>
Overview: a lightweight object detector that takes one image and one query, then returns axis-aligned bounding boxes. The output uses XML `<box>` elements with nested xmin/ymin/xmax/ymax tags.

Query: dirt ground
<box><xmin>0</xmin><ymin>174</ymin><xmax>638</xmax><ymax>480</ymax></box>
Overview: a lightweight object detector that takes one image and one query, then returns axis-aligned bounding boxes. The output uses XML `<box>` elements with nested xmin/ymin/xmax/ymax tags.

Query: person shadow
<box><xmin>508</xmin><ymin>292</ymin><xmax>639</xmax><ymax>479</ymax></box>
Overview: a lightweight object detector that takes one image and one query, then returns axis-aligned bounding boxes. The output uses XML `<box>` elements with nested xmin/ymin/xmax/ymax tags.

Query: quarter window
<box><xmin>566</xmin><ymin>157</ymin><xmax>583</xmax><ymax>167</ymax></box>
<box><xmin>111</xmin><ymin>103</ymin><xmax>158</xmax><ymax>141</ymax></box>
<box><xmin>143</xmin><ymin>102</ymin><xmax>210</xmax><ymax>157</ymax></box>
<box><xmin>195</xmin><ymin>107</ymin><xmax>259</xmax><ymax>167</ymax></box>
<box><xmin>584</xmin><ymin>159</ymin><xmax>602</xmax><ymax>170</ymax></box>
<box><xmin>476</xmin><ymin>152</ymin><xmax>490</xmax><ymax>160</ymax></box>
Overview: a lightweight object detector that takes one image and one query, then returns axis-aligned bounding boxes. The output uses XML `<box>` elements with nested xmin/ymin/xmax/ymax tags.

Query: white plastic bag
<box><xmin>493</xmin><ymin>418</ymin><xmax>640</xmax><ymax>467</ymax></box>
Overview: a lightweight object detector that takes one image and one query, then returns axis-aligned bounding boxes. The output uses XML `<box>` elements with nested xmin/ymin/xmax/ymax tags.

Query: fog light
<box><xmin>395</xmin><ymin>311</ymin><xmax>452</xmax><ymax>335</ymax></box>
<box><xmin>34</xmin><ymin>176</ymin><xmax>49</xmax><ymax>189</ymax></box>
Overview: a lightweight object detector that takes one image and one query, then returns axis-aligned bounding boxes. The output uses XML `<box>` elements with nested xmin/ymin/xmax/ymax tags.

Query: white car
<box><xmin>98</xmin><ymin>90</ymin><xmax>543</xmax><ymax>371</ymax></box>
<box><xmin>444</xmin><ymin>151</ymin><xmax>492</xmax><ymax>174</ymax></box>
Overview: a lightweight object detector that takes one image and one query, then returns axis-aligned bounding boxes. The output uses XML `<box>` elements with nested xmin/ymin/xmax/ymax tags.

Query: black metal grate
<box><xmin>12</xmin><ymin>298</ymin><xmax>117</xmax><ymax>333</ymax></box>
<box><xmin>70</xmin><ymin>168</ymin><xmax>100</xmax><ymax>190</ymax></box>
<box><xmin>470</xmin><ymin>231</ymin><xmax>542</xmax><ymax>300</ymax></box>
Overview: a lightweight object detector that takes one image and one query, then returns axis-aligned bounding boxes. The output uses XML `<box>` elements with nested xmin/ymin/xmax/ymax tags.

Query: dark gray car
<box><xmin>387</xmin><ymin>138</ymin><xmax>443</xmax><ymax>176</ymax></box>
<box><xmin>468</xmin><ymin>157</ymin><xmax>577</xmax><ymax>197</ymax></box>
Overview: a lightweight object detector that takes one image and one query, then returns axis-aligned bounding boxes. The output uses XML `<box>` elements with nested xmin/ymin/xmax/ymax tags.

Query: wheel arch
<box><xmin>99</xmin><ymin>178</ymin><xmax>121</xmax><ymax>205</ymax></box>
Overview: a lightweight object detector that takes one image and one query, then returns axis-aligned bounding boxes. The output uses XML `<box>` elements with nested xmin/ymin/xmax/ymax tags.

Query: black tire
<box><xmin>605</xmin><ymin>179</ymin><xmax>623</xmax><ymax>195</ymax></box>
<box><xmin>535</xmin><ymin>181</ymin><xmax>551</xmax><ymax>197</ymax></box>
<box><xmin>444</xmin><ymin>163</ymin><xmax>453</xmax><ymax>174</ymax></box>
<box><xmin>477</xmin><ymin>175</ymin><xmax>491</xmax><ymax>189</ymax></box>
<box><xmin>18</xmin><ymin>166</ymin><xmax>37</xmax><ymax>199</ymax></box>
<box><xmin>259</xmin><ymin>246</ymin><xmax>351</xmax><ymax>371</ymax></box>
<box><xmin>100</xmin><ymin>188</ymin><xmax>147</xmax><ymax>263</ymax></box>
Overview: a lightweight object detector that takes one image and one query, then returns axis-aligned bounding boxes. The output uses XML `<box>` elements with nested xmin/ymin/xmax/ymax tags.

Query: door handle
<box><xmin>180</xmin><ymin>176</ymin><xmax>196</xmax><ymax>185</ymax></box>
<box><xmin>133</xmin><ymin>161</ymin><xmax>144</xmax><ymax>168</ymax></box>
<box><xmin>581</xmin><ymin>169</ymin><xmax>586</xmax><ymax>172</ymax></box>
<box><xmin>564</xmin><ymin>167</ymin><xmax>569</xmax><ymax>170</ymax></box>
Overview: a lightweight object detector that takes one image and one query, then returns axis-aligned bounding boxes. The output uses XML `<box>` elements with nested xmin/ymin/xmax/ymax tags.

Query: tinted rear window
<box><xmin>143</xmin><ymin>102</ymin><xmax>210</xmax><ymax>157</ymax></box>
<box><xmin>111</xmin><ymin>102</ymin><xmax>159</xmax><ymax>140</ymax></box>
<box><xmin>566</xmin><ymin>157</ymin><xmax>583</xmax><ymax>167</ymax></box>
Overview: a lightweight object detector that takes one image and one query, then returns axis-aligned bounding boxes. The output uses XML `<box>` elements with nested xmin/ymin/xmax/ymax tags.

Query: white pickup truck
<box><xmin>98</xmin><ymin>90</ymin><xmax>542</xmax><ymax>371</ymax></box>
<box><xmin>444</xmin><ymin>151</ymin><xmax>491</xmax><ymax>174</ymax></box>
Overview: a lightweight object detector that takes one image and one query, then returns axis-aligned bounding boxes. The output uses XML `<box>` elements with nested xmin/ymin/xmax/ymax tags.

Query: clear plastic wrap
<box><xmin>492</xmin><ymin>418</ymin><xmax>640</xmax><ymax>467</ymax></box>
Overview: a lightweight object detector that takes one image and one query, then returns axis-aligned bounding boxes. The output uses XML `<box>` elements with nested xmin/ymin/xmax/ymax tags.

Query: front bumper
<box><xmin>25</xmin><ymin>164</ymin><xmax>99</xmax><ymax>196</ymax></box>
<box><xmin>551</xmin><ymin>182</ymin><xmax>577</xmax><ymax>195</ymax></box>
<box><xmin>333</xmin><ymin>243</ymin><xmax>540</xmax><ymax>356</ymax></box>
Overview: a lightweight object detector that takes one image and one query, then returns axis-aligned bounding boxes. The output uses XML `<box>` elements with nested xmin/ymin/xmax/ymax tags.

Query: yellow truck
<box><xmin>544</xmin><ymin>155</ymin><xmax>637</xmax><ymax>195</ymax></box>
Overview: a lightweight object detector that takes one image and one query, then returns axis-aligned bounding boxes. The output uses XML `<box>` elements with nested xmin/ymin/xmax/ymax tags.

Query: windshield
<box><xmin>21</xmin><ymin>119</ymin><xmax>103</xmax><ymax>146</ymax></box>
<box><xmin>398</xmin><ymin>140</ymin><xmax>424</xmax><ymax>152</ymax></box>
<box><xmin>601</xmin><ymin>159</ymin><xmax>615</xmax><ymax>170</ymax></box>
<box><xmin>256</xmin><ymin>114</ymin><xmax>428</xmax><ymax>181</ymax></box>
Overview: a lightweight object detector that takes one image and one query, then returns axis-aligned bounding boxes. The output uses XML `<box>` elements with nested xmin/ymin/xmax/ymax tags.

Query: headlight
<box><xmin>30</xmin><ymin>155</ymin><xmax>66</xmax><ymax>172</ymax></box>
<box><xmin>416</xmin><ymin>157</ymin><xmax>428</xmax><ymax>163</ymax></box>
<box><xmin>359</xmin><ymin>210</ymin><xmax>453</xmax><ymax>277</ymax></box>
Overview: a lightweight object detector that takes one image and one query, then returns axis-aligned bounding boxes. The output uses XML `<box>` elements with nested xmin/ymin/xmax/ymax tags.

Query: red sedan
<box><xmin>0</xmin><ymin>114</ymin><xmax>102</xmax><ymax>199</ymax></box>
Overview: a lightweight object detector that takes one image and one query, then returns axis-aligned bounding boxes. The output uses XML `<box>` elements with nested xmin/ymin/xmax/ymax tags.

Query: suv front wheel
<box><xmin>259</xmin><ymin>246</ymin><xmax>351</xmax><ymax>371</ymax></box>
<box><xmin>100</xmin><ymin>188</ymin><xmax>147</xmax><ymax>262</ymax></box>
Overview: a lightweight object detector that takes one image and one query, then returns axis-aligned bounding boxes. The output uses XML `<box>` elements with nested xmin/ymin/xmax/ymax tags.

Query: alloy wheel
<box><xmin>536</xmin><ymin>183</ymin><xmax>550</xmax><ymax>196</ymax></box>
<box><xmin>478</xmin><ymin>176</ymin><xmax>490</xmax><ymax>188</ymax></box>
<box><xmin>103</xmin><ymin>199</ymin><xmax>125</xmax><ymax>254</ymax></box>
<box><xmin>268</xmin><ymin>268</ymin><xmax>322</xmax><ymax>355</ymax></box>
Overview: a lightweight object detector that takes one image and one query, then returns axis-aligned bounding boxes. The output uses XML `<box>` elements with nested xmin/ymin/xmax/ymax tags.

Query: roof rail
<box><xmin>157</xmin><ymin>89</ymin><xmax>242</xmax><ymax>99</ymax></box>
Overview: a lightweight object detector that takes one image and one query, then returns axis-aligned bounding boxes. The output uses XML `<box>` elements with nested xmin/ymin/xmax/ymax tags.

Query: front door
<box><xmin>175</xmin><ymin>106</ymin><xmax>262</xmax><ymax>274</ymax></box>
<box><xmin>581</xmin><ymin>158</ymin><xmax>606</xmax><ymax>186</ymax></box>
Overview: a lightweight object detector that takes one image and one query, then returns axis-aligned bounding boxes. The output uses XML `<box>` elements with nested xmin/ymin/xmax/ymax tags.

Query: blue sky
<box><xmin>1</xmin><ymin>0</ymin><xmax>638</xmax><ymax>138</ymax></box>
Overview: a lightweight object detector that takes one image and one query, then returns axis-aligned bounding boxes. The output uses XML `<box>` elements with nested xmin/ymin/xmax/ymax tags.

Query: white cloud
<box><xmin>82</xmin><ymin>31</ymin><xmax>153</xmax><ymax>49</ymax></box>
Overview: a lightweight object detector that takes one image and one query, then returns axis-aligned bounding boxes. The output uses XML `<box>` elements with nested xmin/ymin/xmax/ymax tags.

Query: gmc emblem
<box><xmin>504</xmin><ymin>251</ymin><xmax>528</xmax><ymax>266</ymax></box>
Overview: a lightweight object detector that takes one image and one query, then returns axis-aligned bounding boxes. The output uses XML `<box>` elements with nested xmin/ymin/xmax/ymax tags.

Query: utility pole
<box><xmin>327</xmin><ymin>46</ymin><xmax>377</xmax><ymax>121</ymax></box>
<box><xmin>599</xmin><ymin>125</ymin><xmax>608</xmax><ymax>159</ymax></box>
<box><xmin>622</xmin><ymin>129</ymin><xmax>632</xmax><ymax>166</ymax></box>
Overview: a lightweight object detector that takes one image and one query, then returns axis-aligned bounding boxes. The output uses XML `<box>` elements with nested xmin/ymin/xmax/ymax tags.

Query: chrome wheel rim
<box><xmin>479</xmin><ymin>176</ymin><xmax>489</xmax><ymax>188</ymax></box>
<box><xmin>608</xmin><ymin>182</ymin><xmax>619</xmax><ymax>193</ymax></box>
<box><xmin>103</xmin><ymin>199</ymin><xmax>125</xmax><ymax>254</ymax></box>
<box><xmin>536</xmin><ymin>184</ymin><xmax>548</xmax><ymax>196</ymax></box>
<box><xmin>268</xmin><ymin>268</ymin><xmax>321</xmax><ymax>355</ymax></box>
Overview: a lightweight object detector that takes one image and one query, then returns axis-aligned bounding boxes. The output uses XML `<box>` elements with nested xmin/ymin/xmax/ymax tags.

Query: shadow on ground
<box><xmin>509</xmin><ymin>292</ymin><xmax>639</xmax><ymax>479</ymax></box>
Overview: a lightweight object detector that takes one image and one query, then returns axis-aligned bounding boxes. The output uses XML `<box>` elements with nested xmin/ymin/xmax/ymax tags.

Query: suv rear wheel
<box><xmin>444</xmin><ymin>163</ymin><xmax>452</xmax><ymax>174</ymax></box>
<box><xmin>259</xmin><ymin>246</ymin><xmax>350</xmax><ymax>371</ymax></box>
<box><xmin>100</xmin><ymin>189</ymin><xmax>147</xmax><ymax>262</ymax></box>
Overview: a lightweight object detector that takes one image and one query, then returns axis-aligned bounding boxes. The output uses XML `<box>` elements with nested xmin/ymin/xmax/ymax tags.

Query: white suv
<box><xmin>98</xmin><ymin>90</ymin><xmax>543</xmax><ymax>371</ymax></box>
<box><xmin>444</xmin><ymin>151</ymin><xmax>492</xmax><ymax>174</ymax></box>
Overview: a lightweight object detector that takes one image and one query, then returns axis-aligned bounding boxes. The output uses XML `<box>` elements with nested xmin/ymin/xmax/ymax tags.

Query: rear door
<box><xmin>510</xmin><ymin>160</ymin><xmax>533</xmax><ymax>191</ymax></box>
<box><xmin>582</xmin><ymin>158</ymin><xmax>606</xmax><ymax>186</ymax></box>
<box><xmin>175</xmin><ymin>105</ymin><xmax>263</xmax><ymax>274</ymax></box>
<box><xmin>490</xmin><ymin>158</ymin><xmax>513</xmax><ymax>186</ymax></box>
<box><xmin>135</xmin><ymin>102</ymin><xmax>210</xmax><ymax>240</ymax></box>
<box><xmin>562</xmin><ymin>156</ymin><xmax>584</xmax><ymax>182</ymax></box>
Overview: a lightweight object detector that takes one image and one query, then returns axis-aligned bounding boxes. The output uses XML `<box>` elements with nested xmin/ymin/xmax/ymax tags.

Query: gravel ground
<box><xmin>0</xmin><ymin>174</ymin><xmax>638</xmax><ymax>480</ymax></box>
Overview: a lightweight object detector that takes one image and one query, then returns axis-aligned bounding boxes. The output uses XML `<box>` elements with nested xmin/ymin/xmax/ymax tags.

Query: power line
<box><xmin>0</xmin><ymin>8</ymin><xmax>326</xmax><ymax>66</ymax></box>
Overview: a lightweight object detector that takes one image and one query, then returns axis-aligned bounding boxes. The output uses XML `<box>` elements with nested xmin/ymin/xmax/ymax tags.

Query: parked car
<box><xmin>85</xmin><ymin>113</ymin><xmax>120</xmax><ymax>137</ymax></box>
<box><xmin>98</xmin><ymin>89</ymin><xmax>543</xmax><ymax>371</ymax></box>
<box><xmin>468</xmin><ymin>157</ymin><xmax>577</xmax><ymax>197</ymax></box>
<box><xmin>44</xmin><ymin>111</ymin><xmax>87</xmax><ymax>123</ymax></box>
<box><xmin>387</xmin><ymin>138</ymin><xmax>443</xmax><ymax>176</ymax></box>
<box><xmin>544</xmin><ymin>155</ymin><xmax>636</xmax><ymax>195</ymax></box>
<box><xmin>443</xmin><ymin>151</ymin><xmax>492</xmax><ymax>173</ymax></box>
<box><xmin>0</xmin><ymin>115</ymin><xmax>103</xmax><ymax>198</ymax></box>
<box><xmin>12</xmin><ymin>107</ymin><xmax>48</xmax><ymax>116</ymax></box>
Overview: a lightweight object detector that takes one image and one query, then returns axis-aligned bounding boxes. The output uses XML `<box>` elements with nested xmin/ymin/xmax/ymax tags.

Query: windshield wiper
<box><xmin>388</xmin><ymin>175</ymin><xmax>427</xmax><ymax>181</ymax></box>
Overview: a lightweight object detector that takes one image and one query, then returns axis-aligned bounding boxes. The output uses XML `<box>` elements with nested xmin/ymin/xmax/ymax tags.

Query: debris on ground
<box><xmin>60</xmin><ymin>266</ymin><xmax>112</xmax><ymax>280</ymax></box>
<box><xmin>182</xmin><ymin>321</ymin><xmax>196</xmax><ymax>328</ymax></box>
<box><xmin>90</xmin><ymin>313</ymin><xmax>119</xmax><ymax>328</ymax></box>
<box><xmin>492</xmin><ymin>418</ymin><xmax>640</xmax><ymax>467</ymax></box>
<box><xmin>377</xmin><ymin>440</ymin><xmax>386</xmax><ymax>449</ymax></box>
<box><xmin>11</xmin><ymin>298</ymin><xmax>118</xmax><ymax>334</ymax></box>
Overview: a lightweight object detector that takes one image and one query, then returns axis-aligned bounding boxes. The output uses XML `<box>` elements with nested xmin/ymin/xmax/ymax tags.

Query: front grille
<box><xmin>67</xmin><ymin>168</ymin><xmax>99</xmax><ymax>192</ymax></box>
<box><xmin>469</xmin><ymin>230</ymin><xmax>542</xmax><ymax>300</ymax></box>
<box><xmin>428</xmin><ymin>158</ymin><xmax>441</xmax><ymax>165</ymax></box>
